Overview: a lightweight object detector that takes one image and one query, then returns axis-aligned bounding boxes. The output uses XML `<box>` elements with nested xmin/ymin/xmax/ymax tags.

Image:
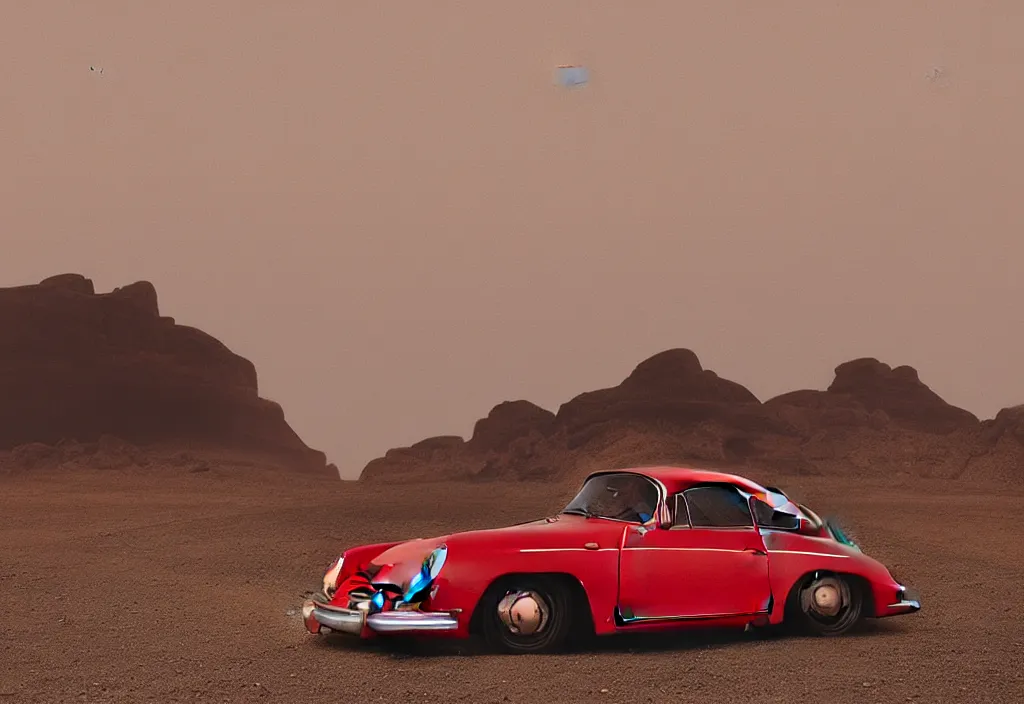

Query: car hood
<box><xmin>367</xmin><ymin>536</ymin><xmax>450</xmax><ymax>588</ymax></box>
<box><xmin>368</xmin><ymin>514</ymin><xmax>624</xmax><ymax>586</ymax></box>
<box><xmin>441</xmin><ymin>513</ymin><xmax>627</xmax><ymax>551</ymax></box>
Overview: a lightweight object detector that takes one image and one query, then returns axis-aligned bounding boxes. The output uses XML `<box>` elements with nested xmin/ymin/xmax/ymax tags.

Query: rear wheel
<box><xmin>478</xmin><ymin>576</ymin><xmax>573</xmax><ymax>654</ymax></box>
<box><xmin>790</xmin><ymin>574</ymin><xmax>863</xmax><ymax>636</ymax></box>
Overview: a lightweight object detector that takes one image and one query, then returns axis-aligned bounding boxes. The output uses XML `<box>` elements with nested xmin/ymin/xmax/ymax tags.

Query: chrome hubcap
<box><xmin>497</xmin><ymin>590</ymin><xmax>550</xmax><ymax>636</ymax></box>
<box><xmin>813</xmin><ymin>585</ymin><xmax>840</xmax><ymax>614</ymax></box>
<box><xmin>803</xmin><ymin>576</ymin><xmax>848</xmax><ymax>618</ymax></box>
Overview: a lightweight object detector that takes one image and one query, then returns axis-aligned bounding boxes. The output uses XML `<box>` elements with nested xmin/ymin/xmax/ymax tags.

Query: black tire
<box><xmin>788</xmin><ymin>573</ymin><xmax>863</xmax><ymax>636</ymax></box>
<box><xmin>478</xmin><ymin>575</ymin><xmax>573</xmax><ymax>654</ymax></box>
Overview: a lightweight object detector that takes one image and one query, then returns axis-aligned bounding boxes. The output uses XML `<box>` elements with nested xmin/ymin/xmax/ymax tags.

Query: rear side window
<box><xmin>751</xmin><ymin>498</ymin><xmax>800</xmax><ymax>530</ymax></box>
<box><xmin>683</xmin><ymin>485</ymin><xmax>753</xmax><ymax>527</ymax></box>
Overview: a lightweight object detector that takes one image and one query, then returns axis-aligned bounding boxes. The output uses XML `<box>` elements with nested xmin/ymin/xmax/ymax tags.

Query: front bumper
<box><xmin>885</xmin><ymin>584</ymin><xmax>922</xmax><ymax>614</ymax></box>
<box><xmin>301</xmin><ymin>599</ymin><xmax>460</xmax><ymax>636</ymax></box>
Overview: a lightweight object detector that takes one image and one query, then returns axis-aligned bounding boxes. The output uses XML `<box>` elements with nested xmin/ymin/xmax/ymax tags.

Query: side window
<box><xmin>671</xmin><ymin>494</ymin><xmax>690</xmax><ymax>527</ymax></box>
<box><xmin>683</xmin><ymin>485</ymin><xmax>754</xmax><ymax>528</ymax></box>
<box><xmin>751</xmin><ymin>497</ymin><xmax>801</xmax><ymax>530</ymax></box>
<box><xmin>751</xmin><ymin>497</ymin><xmax>776</xmax><ymax>525</ymax></box>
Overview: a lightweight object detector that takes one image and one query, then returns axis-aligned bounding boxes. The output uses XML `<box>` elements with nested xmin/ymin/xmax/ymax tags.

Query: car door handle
<box><xmin>744</xmin><ymin>548</ymin><xmax>767</xmax><ymax>556</ymax></box>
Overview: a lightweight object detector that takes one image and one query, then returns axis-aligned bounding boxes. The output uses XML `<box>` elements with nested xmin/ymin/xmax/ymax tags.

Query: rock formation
<box><xmin>0</xmin><ymin>274</ymin><xmax>329</xmax><ymax>475</ymax></box>
<box><xmin>360</xmin><ymin>348</ymin><xmax>1020</xmax><ymax>485</ymax></box>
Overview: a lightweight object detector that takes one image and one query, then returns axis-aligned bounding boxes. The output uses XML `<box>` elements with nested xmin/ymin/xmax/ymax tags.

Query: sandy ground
<box><xmin>2</xmin><ymin>466</ymin><xmax>1023</xmax><ymax>703</ymax></box>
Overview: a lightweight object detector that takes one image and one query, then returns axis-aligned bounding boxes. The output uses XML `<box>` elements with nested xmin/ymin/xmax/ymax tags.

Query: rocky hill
<box><xmin>360</xmin><ymin>348</ymin><xmax>1022</xmax><ymax>485</ymax></box>
<box><xmin>0</xmin><ymin>274</ymin><xmax>330</xmax><ymax>476</ymax></box>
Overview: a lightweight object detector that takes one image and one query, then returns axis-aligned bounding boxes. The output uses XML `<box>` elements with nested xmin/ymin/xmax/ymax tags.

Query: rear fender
<box><xmin>775</xmin><ymin>568</ymin><xmax>885</xmax><ymax>619</ymax></box>
<box><xmin>761</xmin><ymin>531</ymin><xmax>894</xmax><ymax>623</ymax></box>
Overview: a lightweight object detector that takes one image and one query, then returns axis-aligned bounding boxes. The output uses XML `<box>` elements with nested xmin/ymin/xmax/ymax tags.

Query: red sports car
<box><xmin>302</xmin><ymin>466</ymin><xmax>921</xmax><ymax>653</ymax></box>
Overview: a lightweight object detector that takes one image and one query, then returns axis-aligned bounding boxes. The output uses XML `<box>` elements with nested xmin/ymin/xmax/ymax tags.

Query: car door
<box><xmin>617</xmin><ymin>483</ymin><xmax>773</xmax><ymax>621</ymax></box>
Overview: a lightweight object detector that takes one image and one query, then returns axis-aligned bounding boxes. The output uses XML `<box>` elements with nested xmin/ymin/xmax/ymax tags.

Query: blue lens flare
<box><xmin>399</xmin><ymin>545</ymin><xmax>448</xmax><ymax>604</ymax></box>
<box><xmin>400</xmin><ymin>569</ymin><xmax>429</xmax><ymax>603</ymax></box>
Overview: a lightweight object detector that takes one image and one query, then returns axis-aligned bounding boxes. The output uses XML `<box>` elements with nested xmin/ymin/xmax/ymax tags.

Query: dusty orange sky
<box><xmin>3</xmin><ymin>2</ymin><xmax>1022</xmax><ymax>478</ymax></box>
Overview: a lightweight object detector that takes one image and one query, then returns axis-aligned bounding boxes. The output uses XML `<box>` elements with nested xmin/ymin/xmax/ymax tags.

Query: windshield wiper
<box><xmin>561</xmin><ymin>508</ymin><xmax>596</xmax><ymax>518</ymax></box>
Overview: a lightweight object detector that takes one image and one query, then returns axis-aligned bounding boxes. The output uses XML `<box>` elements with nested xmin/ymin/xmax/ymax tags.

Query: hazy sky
<box><xmin>4</xmin><ymin>2</ymin><xmax>1022</xmax><ymax>478</ymax></box>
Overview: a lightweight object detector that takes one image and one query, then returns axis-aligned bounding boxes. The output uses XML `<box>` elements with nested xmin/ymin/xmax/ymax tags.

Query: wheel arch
<box><xmin>781</xmin><ymin>568</ymin><xmax>876</xmax><ymax>620</ymax></box>
<box><xmin>468</xmin><ymin>571</ymin><xmax>597</xmax><ymax>640</ymax></box>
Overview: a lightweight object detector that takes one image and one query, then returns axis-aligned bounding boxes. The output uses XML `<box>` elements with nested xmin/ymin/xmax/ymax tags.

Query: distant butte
<box><xmin>4</xmin><ymin>274</ymin><xmax>1019</xmax><ymax>485</ymax></box>
<box><xmin>360</xmin><ymin>348</ymin><xmax>1021</xmax><ymax>485</ymax></box>
<box><xmin>0</xmin><ymin>274</ymin><xmax>330</xmax><ymax>476</ymax></box>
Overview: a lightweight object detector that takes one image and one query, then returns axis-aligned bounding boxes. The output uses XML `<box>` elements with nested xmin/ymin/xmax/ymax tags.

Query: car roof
<box><xmin>586</xmin><ymin>465</ymin><xmax>770</xmax><ymax>496</ymax></box>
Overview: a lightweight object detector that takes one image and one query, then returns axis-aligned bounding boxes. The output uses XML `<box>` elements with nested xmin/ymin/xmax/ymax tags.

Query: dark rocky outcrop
<box><xmin>360</xmin><ymin>347</ymin><xmax>1018</xmax><ymax>484</ymax></box>
<box><xmin>467</xmin><ymin>401</ymin><xmax>556</xmax><ymax>454</ymax></box>
<box><xmin>0</xmin><ymin>274</ymin><xmax>329</xmax><ymax>475</ymax></box>
<box><xmin>826</xmin><ymin>358</ymin><xmax>979</xmax><ymax>434</ymax></box>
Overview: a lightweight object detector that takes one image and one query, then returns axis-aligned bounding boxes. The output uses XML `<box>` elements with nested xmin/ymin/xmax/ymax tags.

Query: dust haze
<box><xmin>4</xmin><ymin>1</ymin><xmax>1022</xmax><ymax>477</ymax></box>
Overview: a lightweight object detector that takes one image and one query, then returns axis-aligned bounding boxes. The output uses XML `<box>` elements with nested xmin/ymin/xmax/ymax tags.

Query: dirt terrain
<box><xmin>2</xmin><ymin>465</ymin><xmax>1022</xmax><ymax>703</ymax></box>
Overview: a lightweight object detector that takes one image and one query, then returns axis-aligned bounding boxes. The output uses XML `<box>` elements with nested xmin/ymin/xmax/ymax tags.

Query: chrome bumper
<box><xmin>302</xmin><ymin>599</ymin><xmax>459</xmax><ymax>636</ymax></box>
<box><xmin>886</xmin><ymin>584</ymin><xmax>922</xmax><ymax>613</ymax></box>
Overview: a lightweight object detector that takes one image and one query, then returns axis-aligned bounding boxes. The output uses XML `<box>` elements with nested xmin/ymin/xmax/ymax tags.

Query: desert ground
<box><xmin>2</xmin><ymin>465</ymin><xmax>1022</xmax><ymax>703</ymax></box>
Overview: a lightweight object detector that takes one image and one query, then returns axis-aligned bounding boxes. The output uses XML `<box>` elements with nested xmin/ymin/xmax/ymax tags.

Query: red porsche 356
<box><xmin>302</xmin><ymin>465</ymin><xmax>921</xmax><ymax>653</ymax></box>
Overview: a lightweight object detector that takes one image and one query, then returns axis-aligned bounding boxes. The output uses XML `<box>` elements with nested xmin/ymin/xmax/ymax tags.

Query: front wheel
<box><xmin>790</xmin><ymin>574</ymin><xmax>863</xmax><ymax>636</ymax></box>
<box><xmin>478</xmin><ymin>576</ymin><xmax>572</xmax><ymax>654</ymax></box>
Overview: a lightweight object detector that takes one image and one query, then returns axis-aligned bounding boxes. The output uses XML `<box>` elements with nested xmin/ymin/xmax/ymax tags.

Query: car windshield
<box><xmin>561</xmin><ymin>473</ymin><xmax>660</xmax><ymax>523</ymax></box>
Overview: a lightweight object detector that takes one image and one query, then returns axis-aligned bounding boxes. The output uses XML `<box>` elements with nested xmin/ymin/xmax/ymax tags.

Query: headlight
<box><xmin>322</xmin><ymin>556</ymin><xmax>344</xmax><ymax>599</ymax></box>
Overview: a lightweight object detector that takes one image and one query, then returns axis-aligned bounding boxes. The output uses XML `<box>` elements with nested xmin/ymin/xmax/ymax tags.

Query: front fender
<box><xmin>335</xmin><ymin>541</ymin><xmax>403</xmax><ymax>585</ymax></box>
<box><xmin>425</xmin><ymin>546</ymin><xmax>621</xmax><ymax>636</ymax></box>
